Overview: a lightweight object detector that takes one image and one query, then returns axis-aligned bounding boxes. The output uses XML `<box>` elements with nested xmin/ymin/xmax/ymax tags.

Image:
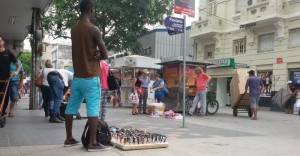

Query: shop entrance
<box><xmin>208</xmin><ymin>77</ymin><xmax>231</xmax><ymax>107</ymax></box>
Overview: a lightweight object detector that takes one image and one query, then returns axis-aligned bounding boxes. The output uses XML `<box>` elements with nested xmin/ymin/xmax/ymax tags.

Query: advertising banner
<box><xmin>174</xmin><ymin>0</ymin><xmax>195</xmax><ymax>17</ymax></box>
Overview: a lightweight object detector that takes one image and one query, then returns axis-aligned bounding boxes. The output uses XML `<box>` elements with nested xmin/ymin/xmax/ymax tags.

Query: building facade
<box><xmin>138</xmin><ymin>27</ymin><xmax>196</xmax><ymax>62</ymax></box>
<box><xmin>42</xmin><ymin>43</ymin><xmax>72</xmax><ymax>69</ymax></box>
<box><xmin>191</xmin><ymin>0</ymin><xmax>300</xmax><ymax>107</ymax></box>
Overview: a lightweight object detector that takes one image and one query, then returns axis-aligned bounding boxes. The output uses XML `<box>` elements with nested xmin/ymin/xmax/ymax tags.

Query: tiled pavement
<box><xmin>0</xmin><ymin>95</ymin><xmax>300</xmax><ymax>155</ymax></box>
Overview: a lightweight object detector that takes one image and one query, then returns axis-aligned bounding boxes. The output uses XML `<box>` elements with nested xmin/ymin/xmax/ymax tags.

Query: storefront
<box><xmin>206</xmin><ymin>58</ymin><xmax>249</xmax><ymax>107</ymax></box>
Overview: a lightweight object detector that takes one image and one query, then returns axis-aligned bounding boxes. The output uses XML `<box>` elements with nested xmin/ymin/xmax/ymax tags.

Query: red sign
<box><xmin>277</xmin><ymin>58</ymin><xmax>283</xmax><ymax>64</ymax></box>
<box><xmin>174</xmin><ymin>0</ymin><xmax>195</xmax><ymax>17</ymax></box>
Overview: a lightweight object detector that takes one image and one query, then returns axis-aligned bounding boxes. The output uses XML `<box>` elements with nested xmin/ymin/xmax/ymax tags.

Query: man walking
<box><xmin>187</xmin><ymin>66</ymin><xmax>211</xmax><ymax>117</ymax></box>
<box><xmin>0</xmin><ymin>36</ymin><xmax>20</xmax><ymax>117</ymax></box>
<box><xmin>8</xmin><ymin>59</ymin><xmax>25</xmax><ymax>117</ymax></box>
<box><xmin>139</xmin><ymin>69</ymin><xmax>150</xmax><ymax>114</ymax></box>
<box><xmin>64</xmin><ymin>0</ymin><xmax>109</xmax><ymax>151</ymax></box>
<box><xmin>245</xmin><ymin>70</ymin><xmax>263</xmax><ymax>120</ymax></box>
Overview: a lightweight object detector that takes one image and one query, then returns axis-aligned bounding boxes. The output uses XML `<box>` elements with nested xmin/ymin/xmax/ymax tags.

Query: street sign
<box><xmin>277</xmin><ymin>57</ymin><xmax>283</xmax><ymax>64</ymax></box>
<box><xmin>164</xmin><ymin>16</ymin><xmax>184</xmax><ymax>34</ymax></box>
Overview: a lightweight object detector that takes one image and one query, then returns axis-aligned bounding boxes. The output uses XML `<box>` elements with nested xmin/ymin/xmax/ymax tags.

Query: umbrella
<box><xmin>271</xmin><ymin>88</ymin><xmax>293</xmax><ymax>108</ymax></box>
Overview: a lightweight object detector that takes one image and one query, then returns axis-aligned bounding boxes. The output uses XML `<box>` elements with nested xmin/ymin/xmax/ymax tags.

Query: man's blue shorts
<box><xmin>65</xmin><ymin>76</ymin><xmax>101</xmax><ymax>117</ymax></box>
<box><xmin>9</xmin><ymin>81</ymin><xmax>20</xmax><ymax>102</ymax></box>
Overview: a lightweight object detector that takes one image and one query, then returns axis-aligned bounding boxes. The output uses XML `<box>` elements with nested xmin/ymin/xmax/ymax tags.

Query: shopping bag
<box><xmin>129</xmin><ymin>93</ymin><xmax>139</xmax><ymax>104</ymax></box>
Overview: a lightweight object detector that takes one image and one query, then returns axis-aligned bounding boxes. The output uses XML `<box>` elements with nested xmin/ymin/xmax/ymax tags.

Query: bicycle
<box><xmin>185</xmin><ymin>95</ymin><xmax>219</xmax><ymax>115</ymax></box>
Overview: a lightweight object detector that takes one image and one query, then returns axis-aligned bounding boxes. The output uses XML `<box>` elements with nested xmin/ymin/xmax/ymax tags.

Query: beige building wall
<box><xmin>191</xmin><ymin>0</ymin><xmax>300</xmax><ymax>106</ymax></box>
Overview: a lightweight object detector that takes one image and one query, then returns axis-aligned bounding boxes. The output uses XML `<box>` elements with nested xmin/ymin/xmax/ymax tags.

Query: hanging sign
<box><xmin>164</xmin><ymin>16</ymin><xmax>184</xmax><ymax>35</ymax></box>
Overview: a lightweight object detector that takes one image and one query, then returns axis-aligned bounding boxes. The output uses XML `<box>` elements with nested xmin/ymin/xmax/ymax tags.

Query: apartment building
<box><xmin>42</xmin><ymin>43</ymin><xmax>72</xmax><ymax>69</ymax></box>
<box><xmin>190</xmin><ymin>0</ymin><xmax>300</xmax><ymax>107</ymax></box>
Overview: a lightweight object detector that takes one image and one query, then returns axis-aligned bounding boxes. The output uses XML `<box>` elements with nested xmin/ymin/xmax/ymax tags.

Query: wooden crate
<box><xmin>111</xmin><ymin>139</ymin><xmax>169</xmax><ymax>151</ymax></box>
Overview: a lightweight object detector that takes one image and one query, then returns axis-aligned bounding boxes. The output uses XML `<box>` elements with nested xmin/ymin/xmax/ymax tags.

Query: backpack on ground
<box><xmin>81</xmin><ymin>119</ymin><xmax>112</xmax><ymax>148</ymax></box>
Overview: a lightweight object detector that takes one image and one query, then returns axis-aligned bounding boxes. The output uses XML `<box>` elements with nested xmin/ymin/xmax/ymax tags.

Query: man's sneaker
<box><xmin>185</xmin><ymin>112</ymin><xmax>193</xmax><ymax>116</ymax></box>
<box><xmin>56</xmin><ymin>115</ymin><xmax>65</xmax><ymax>121</ymax></box>
<box><xmin>87</xmin><ymin>143</ymin><xmax>111</xmax><ymax>152</ymax></box>
<box><xmin>49</xmin><ymin>116</ymin><xmax>63</xmax><ymax>123</ymax></box>
<box><xmin>64</xmin><ymin>138</ymin><xmax>81</xmax><ymax>147</ymax></box>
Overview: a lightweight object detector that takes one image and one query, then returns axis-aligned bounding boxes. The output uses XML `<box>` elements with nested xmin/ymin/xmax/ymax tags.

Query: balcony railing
<box><xmin>190</xmin><ymin>18</ymin><xmax>222</xmax><ymax>38</ymax></box>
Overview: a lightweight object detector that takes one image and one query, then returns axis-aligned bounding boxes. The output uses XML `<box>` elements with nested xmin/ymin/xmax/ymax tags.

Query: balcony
<box><xmin>239</xmin><ymin>0</ymin><xmax>285</xmax><ymax>27</ymax></box>
<box><xmin>190</xmin><ymin>18</ymin><xmax>222</xmax><ymax>39</ymax></box>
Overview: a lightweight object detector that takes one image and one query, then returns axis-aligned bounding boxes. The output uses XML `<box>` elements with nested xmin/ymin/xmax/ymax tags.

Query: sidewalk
<box><xmin>1</xmin><ymin>95</ymin><xmax>300</xmax><ymax>156</ymax></box>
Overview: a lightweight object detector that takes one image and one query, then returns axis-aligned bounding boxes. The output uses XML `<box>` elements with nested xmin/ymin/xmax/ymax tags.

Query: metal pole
<box><xmin>182</xmin><ymin>15</ymin><xmax>187</xmax><ymax>128</ymax></box>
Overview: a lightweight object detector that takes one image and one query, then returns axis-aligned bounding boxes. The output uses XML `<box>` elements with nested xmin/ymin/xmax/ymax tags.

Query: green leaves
<box><xmin>43</xmin><ymin>0</ymin><xmax>173</xmax><ymax>53</ymax></box>
<box><xmin>18</xmin><ymin>51</ymin><xmax>32</xmax><ymax>76</ymax></box>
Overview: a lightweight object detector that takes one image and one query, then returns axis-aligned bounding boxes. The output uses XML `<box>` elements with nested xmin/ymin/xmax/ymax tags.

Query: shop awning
<box><xmin>157</xmin><ymin>60</ymin><xmax>213</xmax><ymax>66</ymax></box>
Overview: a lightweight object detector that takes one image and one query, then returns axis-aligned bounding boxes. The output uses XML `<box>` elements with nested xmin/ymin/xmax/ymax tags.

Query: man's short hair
<box><xmin>248</xmin><ymin>70</ymin><xmax>255</xmax><ymax>75</ymax></box>
<box><xmin>80</xmin><ymin>0</ymin><xmax>94</xmax><ymax>13</ymax></box>
<box><xmin>0</xmin><ymin>35</ymin><xmax>3</xmax><ymax>40</ymax></box>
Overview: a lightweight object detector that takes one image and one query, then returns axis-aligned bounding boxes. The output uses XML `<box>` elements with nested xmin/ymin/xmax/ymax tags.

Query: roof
<box><xmin>157</xmin><ymin>60</ymin><xmax>213</xmax><ymax>66</ymax></box>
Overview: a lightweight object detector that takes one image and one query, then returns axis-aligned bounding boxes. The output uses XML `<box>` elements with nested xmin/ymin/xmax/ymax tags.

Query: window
<box><xmin>205</xmin><ymin>44</ymin><xmax>215</xmax><ymax>59</ymax></box>
<box><xmin>236</xmin><ymin>0</ymin><xmax>246</xmax><ymax>13</ymax></box>
<box><xmin>233</xmin><ymin>38</ymin><xmax>246</xmax><ymax>54</ymax></box>
<box><xmin>289</xmin><ymin>28</ymin><xmax>300</xmax><ymax>48</ymax></box>
<box><xmin>258</xmin><ymin>33</ymin><xmax>274</xmax><ymax>53</ymax></box>
<box><xmin>207</xmin><ymin>0</ymin><xmax>217</xmax><ymax>16</ymax></box>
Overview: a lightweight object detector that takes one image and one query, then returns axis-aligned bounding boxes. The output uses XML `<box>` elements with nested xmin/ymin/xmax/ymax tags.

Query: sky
<box><xmin>24</xmin><ymin>0</ymin><xmax>200</xmax><ymax>50</ymax></box>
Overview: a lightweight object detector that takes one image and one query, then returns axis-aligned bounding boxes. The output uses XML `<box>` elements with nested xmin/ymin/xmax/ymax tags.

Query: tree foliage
<box><xmin>18</xmin><ymin>51</ymin><xmax>32</xmax><ymax>76</ymax></box>
<box><xmin>43</xmin><ymin>0</ymin><xmax>173</xmax><ymax>53</ymax></box>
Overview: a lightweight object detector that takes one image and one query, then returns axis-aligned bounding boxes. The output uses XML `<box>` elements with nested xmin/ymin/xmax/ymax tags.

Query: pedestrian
<box><xmin>151</xmin><ymin>73</ymin><xmax>166</xmax><ymax>103</ymax></box>
<box><xmin>187</xmin><ymin>66</ymin><xmax>211</xmax><ymax>117</ymax></box>
<box><xmin>0</xmin><ymin>35</ymin><xmax>20</xmax><ymax>117</ymax></box>
<box><xmin>64</xmin><ymin>0</ymin><xmax>109</xmax><ymax>151</ymax></box>
<box><xmin>99</xmin><ymin>60</ymin><xmax>109</xmax><ymax>121</ymax></box>
<box><xmin>132</xmin><ymin>70</ymin><xmax>143</xmax><ymax>114</ymax></box>
<box><xmin>38</xmin><ymin>60</ymin><xmax>55</xmax><ymax>117</ymax></box>
<box><xmin>38</xmin><ymin>88</ymin><xmax>43</xmax><ymax>109</ymax></box>
<box><xmin>139</xmin><ymin>69</ymin><xmax>150</xmax><ymax>114</ymax></box>
<box><xmin>245</xmin><ymin>70</ymin><xmax>264</xmax><ymax>120</ymax></box>
<box><xmin>47</xmin><ymin>69</ymin><xmax>73</xmax><ymax>123</ymax></box>
<box><xmin>8</xmin><ymin>60</ymin><xmax>25</xmax><ymax>117</ymax></box>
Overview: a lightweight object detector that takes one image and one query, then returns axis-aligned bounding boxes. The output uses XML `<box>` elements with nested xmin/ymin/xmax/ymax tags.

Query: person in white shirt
<box><xmin>47</xmin><ymin>68</ymin><xmax>73</xmax><ymax>123</ymax></box>
<box><xmin>38</xmin><ymin>60</ymin><xmax>55</xmax><ymax>118</ymax></box>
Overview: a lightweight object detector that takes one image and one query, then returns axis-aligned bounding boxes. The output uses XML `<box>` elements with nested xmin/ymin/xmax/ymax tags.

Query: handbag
<box><xmin>35</xmin><ymin>68</ymin><xmax>44</xmax><ymax>87</ymax></box>
<box><xmin>107</xmin><ymin>69</ymin><xmax>120</xmax><ymax>90</ymax></box>
<box><xmin>137</xmin><ymin>88</ymin><xmax>143</xmax><ymax>94</ymax></box>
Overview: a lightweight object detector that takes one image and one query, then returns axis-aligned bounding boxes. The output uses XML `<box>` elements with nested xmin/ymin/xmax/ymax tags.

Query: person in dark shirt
<box><xmin>0</xmin><ymin>35</ymin><xmax>20</xmax><ymax>117</ymax></box>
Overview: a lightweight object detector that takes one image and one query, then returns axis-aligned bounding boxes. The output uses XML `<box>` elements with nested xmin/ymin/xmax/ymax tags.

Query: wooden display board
<box><xmin>111</xmin><ymin>139</ymin><xmax>169</xmax><ymax>151</ymax></box>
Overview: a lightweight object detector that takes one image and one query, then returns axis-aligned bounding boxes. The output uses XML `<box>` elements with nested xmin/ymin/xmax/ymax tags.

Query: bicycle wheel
<box><xmin>206</xmin><ymin>100</ymin><xmax>219</xmax><ymax>115</ymax></box>
<box><xmin>185</xmin><ymin>98</ymin><xmax>193</xmax><ymax>114</ymax></box>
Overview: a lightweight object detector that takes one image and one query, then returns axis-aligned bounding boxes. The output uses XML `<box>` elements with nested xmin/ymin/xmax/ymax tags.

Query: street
<box><xmin>0</xmin><ymin>95</ymin><xmax>299</xmax><ymax>156</ymax></box>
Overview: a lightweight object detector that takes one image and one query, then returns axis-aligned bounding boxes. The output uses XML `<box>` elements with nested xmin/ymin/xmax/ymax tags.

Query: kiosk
<box><xmin>110</xmin><ymin>55</ymin><xmax>161</xmax><ymax>107</ymax></box>
<box><xmin>157</xmin><ymin>60</ymin><xmax>212</xmax><ymax>112</ymax></box>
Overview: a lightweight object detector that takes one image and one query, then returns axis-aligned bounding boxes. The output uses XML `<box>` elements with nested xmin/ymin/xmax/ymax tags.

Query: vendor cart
<box><xmin>157</xmin><ymin>59</ymin><xmax>213</xmax><ymax>112</ymax></box>
<box><xmin>232</xmin><ymin>93</ymin><xmax>253</xmax><ymax>117</ymax></box>
<box><xmin>110</xmin><ymin>55</ymin><xmax>161</xmax><ymax>107</ymax></box>
<box><xmin>230</xmin><ymin>69</ymin><xmax>253</xmax><ymax>117</ymax></box>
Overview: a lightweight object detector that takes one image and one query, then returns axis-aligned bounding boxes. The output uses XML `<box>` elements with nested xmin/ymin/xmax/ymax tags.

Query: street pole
<box><xmin>182</xmin><ymin>15</ymin><xmax>187</xmax><ymax>128</ymax></box>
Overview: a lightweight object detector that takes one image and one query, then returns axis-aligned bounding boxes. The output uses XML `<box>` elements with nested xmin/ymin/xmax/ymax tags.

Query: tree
<box><xmin>18</xmin><ymin>51</ymin><xmax>32</xmax><ymax>77</ymax></box>
<box><xmin>43</xmin><ymin>0</ymin><xmax>173</xmax><ymax>53</ymax></box>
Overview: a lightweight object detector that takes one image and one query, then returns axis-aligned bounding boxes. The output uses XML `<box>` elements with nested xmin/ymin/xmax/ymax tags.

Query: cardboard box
<box><xmin>147</xmin><ymin>103</ymin><xmax>165</xmax><ymax>116</ymax></box>
<box><xmin>230</xmin><ymin>69</ymin><xmax>249</xmax><ymax>108</ymax></box>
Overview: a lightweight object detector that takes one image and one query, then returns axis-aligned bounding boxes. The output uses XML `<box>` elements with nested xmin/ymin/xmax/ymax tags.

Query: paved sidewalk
<box><xmin>0</xmin><ymin>95</ymin><xmax>300</xmax><ymax>156</ymax></box>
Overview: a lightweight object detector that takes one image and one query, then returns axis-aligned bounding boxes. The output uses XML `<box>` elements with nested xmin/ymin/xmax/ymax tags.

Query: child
<box><xmin>129</xmin><ymin>92</ymin><xmax>139</xmax><ymax>115</ymax></box>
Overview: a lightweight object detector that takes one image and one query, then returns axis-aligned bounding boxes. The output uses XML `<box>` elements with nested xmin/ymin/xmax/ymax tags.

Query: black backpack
<box><xmin>107</xmin><ymin>69</ymin><xmax>120</xmax><ymax>90</ymax></box>
<box><xmin>81</xmin><ymin>119</ymin><xmax>112</xmax><ymax>148</ymax></box>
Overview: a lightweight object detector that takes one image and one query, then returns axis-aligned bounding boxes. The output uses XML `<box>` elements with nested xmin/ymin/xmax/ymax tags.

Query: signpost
<box><xmin>164</xmin><ymin>16</ymin><xmax>184</xmax><ymax>35</ymax></box>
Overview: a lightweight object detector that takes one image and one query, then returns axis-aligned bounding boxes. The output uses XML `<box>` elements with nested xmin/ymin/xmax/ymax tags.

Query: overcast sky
<box><xmin>24</xmin><ymin>0</ymin><xmax>199</xmax><ymax>50</ymax></box>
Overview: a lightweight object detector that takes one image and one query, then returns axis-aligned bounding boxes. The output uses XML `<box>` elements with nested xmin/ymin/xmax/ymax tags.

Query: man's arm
<box><xmin>11</xmin><ymin>62</ymin><xmax>20</xmax><ymax>77</ymax></box>
<box><xmin>91</xmin><ymin>26</ymin><xmax>108</xmax><ymax>60</ymax></box>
